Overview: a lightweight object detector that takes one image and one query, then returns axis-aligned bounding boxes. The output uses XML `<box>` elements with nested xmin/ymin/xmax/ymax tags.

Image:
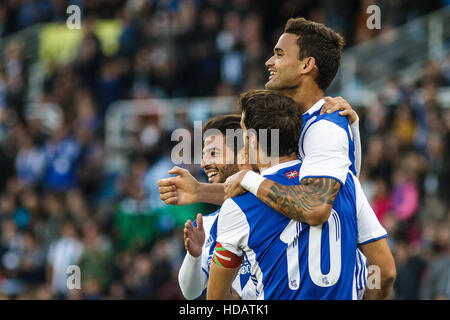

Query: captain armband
<box><xmin>212</xmin><ymin>242</ymin><xmax>243</xmax><ymax>268</ymax></box>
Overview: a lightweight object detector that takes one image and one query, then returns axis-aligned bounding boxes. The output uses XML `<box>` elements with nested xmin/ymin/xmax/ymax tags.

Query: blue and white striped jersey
<box><xmin>299</xmin><ymin>99</ymin><xmax>386</xmax><ymax>296</ymax></box>
<box><xmin>217</xmin><ymin>155</ymin><xmax>387</xmax><ymax>299</ymax></box>
<box><xmin>217</xmin><ymin>160</ymin><xmax>364</xmax><ymax>299</ymax></box>
<box><xmin>192</xmin><ymin>211</ymin><xmax>255</xmax><ymax>299</ymax></box>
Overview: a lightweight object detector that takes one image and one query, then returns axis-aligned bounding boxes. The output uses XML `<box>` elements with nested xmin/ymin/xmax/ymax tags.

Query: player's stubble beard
<box><xmin>214</xmin><ymin>164</ymin><xmax>240</xmax><ymax>184</ymax></box>
<box><xmin>219</xmin><ymin>164</ymin><xmax>239</xmax><ymax>183</ymax></box>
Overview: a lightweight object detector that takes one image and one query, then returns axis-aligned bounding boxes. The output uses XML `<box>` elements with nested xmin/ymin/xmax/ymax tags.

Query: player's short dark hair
<box><xmin>202</xmin><ymin>114</ymin><xmax>242</xmax><ymax>136</ymax></box>
<box><xmin>202</xmin><ymin>114</ymin><xmax>243</xmax><ymax>156</ymax></box>
<box><xmin>238</xmin><ymin>89</ymin><xmax>301</xmax><ymax>157</ymax></box>
<box><xmin>284</xmin><ymin>17</ymin><xmax>345</xmax><ymax>91</ymax></box>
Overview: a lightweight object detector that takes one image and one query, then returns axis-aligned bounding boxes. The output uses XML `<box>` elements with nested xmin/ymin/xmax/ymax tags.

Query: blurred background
<box><xmin>0</xmin><ymin>0</ymin><xmax>449</xmax><ymax>300</ymax></box>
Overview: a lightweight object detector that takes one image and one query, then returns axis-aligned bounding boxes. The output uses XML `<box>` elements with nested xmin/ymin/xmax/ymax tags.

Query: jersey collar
<box><xmin>260</xmin><ymin>160</ymin><xmax>301</xmax><ymax>177</ymax></box>
<box><xmin>303</xmin><ymin>98</ymin><xmax>325</xmax><ymax>116</ymax></box>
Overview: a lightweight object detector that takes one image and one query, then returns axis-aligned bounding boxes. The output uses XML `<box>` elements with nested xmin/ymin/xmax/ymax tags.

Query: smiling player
<box><xmin>177</xmin><ymin>114</ymin><xmax>257</xmax><ymax>300</ymax></box>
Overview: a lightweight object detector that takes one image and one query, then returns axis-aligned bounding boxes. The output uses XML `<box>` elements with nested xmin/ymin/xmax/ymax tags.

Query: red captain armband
<box><xmin>212</xmin><ymin>242</ymin><xmax>243</xmax><ymax>268</ymax></box>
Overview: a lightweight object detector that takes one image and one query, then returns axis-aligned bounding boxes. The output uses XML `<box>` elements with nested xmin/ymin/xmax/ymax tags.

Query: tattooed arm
<box><xmin>225</xmin><ymin>120</ymin><xmax>351</xmax><ymax>226</ymax></box>
<box><xmin>258</xmin><ymin>176</ymin><xmax>340</xmax><ymax>226</ymax></box>
<box><xmin>258</xmin><ymin>119</ymin><xmax>351</xmax><ymax>225</ymax></box>
<box><xmin>224</xmin><ymin>170</ymin><xmax>341</xmax><ymax>226</ymax></box>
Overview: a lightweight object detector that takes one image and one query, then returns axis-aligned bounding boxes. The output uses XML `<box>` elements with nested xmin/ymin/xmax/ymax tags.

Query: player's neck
<box><xmin>282</xmin><ymin>81</ymin><xmax>323</xmax><ymax>114</ymax></box>
<box><xmin>257</xmin><ymin>153</ymin><xmax>298</xmax><ymax>174</ymax></box>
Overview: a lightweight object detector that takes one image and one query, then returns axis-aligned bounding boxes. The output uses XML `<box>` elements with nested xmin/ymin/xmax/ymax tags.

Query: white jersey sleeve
<box><xmin>353</xmin><ymin>176</ymin><xmax>387</xmax><ymax>245</ymax></box>
<box><xmin>350</xmin><ymin>116</ymin><xmax>361</xmax><ymax>178</ymax></box>
<box><xmin>300</xmin><ymin>120</ymin><xmax>351</xmax><ymax>185</ymax></box>
<box><xmin>216</xmin><ymin>199</ymin><xmax>249</xmax><ymax>257</ymax></box>
<box><xmin>178</xmin><ymin>253</ymin><xmax>206</xmax><ymax>300</ymax></box>
<box><xmin>178</xmin><ymin>214</ymin><xmax>217</xmax><ymax>300</ymax></box>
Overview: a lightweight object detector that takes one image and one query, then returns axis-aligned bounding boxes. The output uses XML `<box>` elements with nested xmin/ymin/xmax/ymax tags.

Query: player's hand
<box><xmin>158</xmin><ymin>166</ymin><xmax>199</xmax><ymax>205</ymax></box>
<box><xmin>184</xmin><ymin>213</ymin><xmax>205</xmax><ymax>257</ymax></box>
<box><xmin>224</xmin><ymin>170</ymin><xmax>249</xmax><ymax>200</ymax></box>
<box><xmin>320</xmin><ymin>96</ymin><xmax>358</xmax><ymax>124</ymax></box>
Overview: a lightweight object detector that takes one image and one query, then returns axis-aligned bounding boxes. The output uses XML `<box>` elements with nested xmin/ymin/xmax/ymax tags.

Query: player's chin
<box><xmin>209</xmin><ymin>175</ymin><xmax>223</xmax><ymax>184</ymax></box>
<box><xmin>265</xmin><ymin>79</ymin><xmax>279</xmax><ymax>90</ymax></box>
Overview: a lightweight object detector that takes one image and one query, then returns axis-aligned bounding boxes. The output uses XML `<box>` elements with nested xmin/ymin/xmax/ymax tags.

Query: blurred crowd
<box><xmin>358</xmin><ymin>58</ymin><xmax>450</xmax><ymax>299</ymax></box>
<box><xmin>0</xmin><ymin>0</ymin><xmax>448</xmax><ymax>300</ymax></box>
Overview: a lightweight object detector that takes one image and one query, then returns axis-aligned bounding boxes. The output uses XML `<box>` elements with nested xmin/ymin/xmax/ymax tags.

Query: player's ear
<box><xmin>249</xmin><ymin>132</ymin><xmax>258</xmax><ymax>150</ymax></box>
<box><xmin>300</xmin><ymin>56</ymin><xmax>316</xmax><ymax>75</ymax></box>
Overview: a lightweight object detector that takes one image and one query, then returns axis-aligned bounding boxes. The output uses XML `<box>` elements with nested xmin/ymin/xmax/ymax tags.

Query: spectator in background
<box><xmin>390</xmin><ymin>166</ymin><xmax>419</xmax><ymax>223</ymax></box>
<box><xmin>394</xmin><ymin>241</ymin><xmax>427</xmax><ymax>300</ymax></box>
<box><xmin>113</xmin><ymin>156</ymin><xmax>158</xmax><ymax>251</ymax></box>
<box><xmin>73</xmin><ymin>17</ymin><xmax>103</xmax><ymax>92</ymax></box>
<box><xmin>3</xmin><ymin>41</ymin><xmax>27</xmax><ymax>126</ymax></box>
<box><xmin>39</xmin><ymin>192</ymin><xmax>64</xmax><ymax>246</ymax></box>
<box><xmin>78</xmin><ymin>220</ymin><xmax>113</xmax><ymax>299</ymax></box>
<box><xmin>18</xmin><ymin>231</ymin><xmax>46</xmax><ymax>288</ymax></box>
<box><xmin>15</xmin><ymin>127</ymin><xmax>45</xmax><ymax>187</ymax></box>
<box><xmin>0</xmin><ymin>218</ymin><xmax>23</xmax><ymax>297</ymax></box>
<box><xmin>421</xmin><ymin>221</ymin><xmax>450</xmax><ymax>299</ymax></box>
<box><xmin>371</xmin><ymin>178</ymin><xmax>390</xmax><ymax>224</ymax></box>
<box><xmin>43</xmin><ymin>125</ymin><xmax>81</xmax><ymax>192</ymax></box>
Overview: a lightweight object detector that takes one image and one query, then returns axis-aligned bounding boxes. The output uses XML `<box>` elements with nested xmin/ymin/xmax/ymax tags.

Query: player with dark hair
<box><xmin>177</xmin><ymin>114</ymin><xmax>257</xmax><ymax>300</ymax></box>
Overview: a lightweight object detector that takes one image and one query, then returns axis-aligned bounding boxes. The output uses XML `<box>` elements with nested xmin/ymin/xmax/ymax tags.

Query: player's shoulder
<box><xmin>263</xmin><ymin>161</ymin><xmax>302</xmax><ymax>186</ymax></box>
<box><xmin>228</xmin><ymin>192</ymin><xmax>258</xmax><ymax>211</ymax></box>
<box><xmin>315</xmin><ymin>111</ymin><xmax>349</xmax><ymax>131</ymax></box>
<box><xmin>304</xmin><ymin>115</ymin><xmax>349</xmax><ymax>147</ymax></box>
<box><xmin>219</xmin><ymin>192</ymin><xmax>261</xmax><ymax>223</ymax></box>
<box><xmin>206</xmin><ymin>209</ymin><xmax>220</xmax><ymax>218</ymax></box>
<box><xmin>217</xmin><ymin>197</ymin><xmax>251</xmax><ymax>230</ymax></box>
<box><xmin>203</xmin><ymin>211</ymin><xmax>219</xmax><ymax>227</ymax></box>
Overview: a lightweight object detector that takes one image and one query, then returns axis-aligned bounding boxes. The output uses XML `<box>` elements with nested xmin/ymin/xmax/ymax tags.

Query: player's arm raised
<box><xmin>178</xmin><ymin>214</ymin><xmax>207</xmax><ymax>299</ymax></box>
<box><xmin>158</xmin><ymin>166</ymin><xmax>225</xmax><ymax>205</ymax></box>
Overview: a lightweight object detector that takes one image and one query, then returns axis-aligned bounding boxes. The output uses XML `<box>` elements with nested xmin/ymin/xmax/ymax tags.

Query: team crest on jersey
<box><xmin>285</xmin><ymin>170</ymin><xmax>299</xmax><ymax>179</ymax></box>
<box><xmin>239</xmin><ymin>256</ymin><xmax>251</xmax><ymax>275</ymax></box>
